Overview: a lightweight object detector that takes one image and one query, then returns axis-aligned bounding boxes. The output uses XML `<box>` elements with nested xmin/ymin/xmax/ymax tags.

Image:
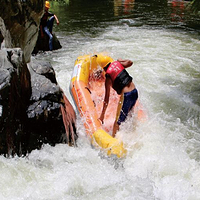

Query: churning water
<box><xmin>1</xmin><ymin>1</ymin><xmax>200</xmax><ymax>199</ymax></box>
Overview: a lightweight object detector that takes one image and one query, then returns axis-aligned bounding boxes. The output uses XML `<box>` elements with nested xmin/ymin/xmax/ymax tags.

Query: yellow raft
<box><xmin>70</xmin><ymin>53</ymin><xmax>127</xmax><ymax>158</ymax></box>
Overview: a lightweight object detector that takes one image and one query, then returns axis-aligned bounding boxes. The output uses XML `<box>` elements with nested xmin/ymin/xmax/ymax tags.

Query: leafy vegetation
<box><xmin>50</xmin><ymin>0</ymin><xmax>69</xmax><ymax>4</ymax></box>
<box><xmin>190</xmin><ymin>0</ymin><xmax>200</xmax><ymax>14</ymax></box>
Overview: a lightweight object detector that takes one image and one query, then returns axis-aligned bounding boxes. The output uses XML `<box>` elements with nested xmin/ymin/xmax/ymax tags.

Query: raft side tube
<box><xmin>71</xmin><ymin>79</ymin><xmax>101</xmax><ymax>136</ymax></box>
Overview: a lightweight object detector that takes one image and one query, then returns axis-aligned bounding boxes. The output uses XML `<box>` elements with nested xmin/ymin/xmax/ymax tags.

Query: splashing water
<box><xmin>1</xmin><ymin>15</ymin><xmax>200</xmax><ymax>200</ymax></box>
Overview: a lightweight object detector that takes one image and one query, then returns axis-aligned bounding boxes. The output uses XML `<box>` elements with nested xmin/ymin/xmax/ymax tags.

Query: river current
<box><xmin>1</xmin><ymin>0</ymin><xmax>200</xmax><ymax>199</ymax></box>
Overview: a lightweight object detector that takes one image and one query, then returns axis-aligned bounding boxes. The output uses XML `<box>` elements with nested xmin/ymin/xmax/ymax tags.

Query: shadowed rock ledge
<box><xmin>0</xmin><ymin>0</ymin><xmax>77</xmax><ymax>156</ymax></box>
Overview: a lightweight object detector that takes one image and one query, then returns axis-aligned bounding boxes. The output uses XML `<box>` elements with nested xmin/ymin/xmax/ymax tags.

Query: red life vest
<box><xmin>106</xmin><ymin>61</ymin><xmax>124</xmax><ymax>82</ymax></box>
<box><xmin>105</xmin><ymin>61</ymin><xmax>132</xmax><ymax>94</ymax></box>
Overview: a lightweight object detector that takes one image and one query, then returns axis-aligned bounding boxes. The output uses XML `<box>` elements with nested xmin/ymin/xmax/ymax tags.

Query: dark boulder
<box><xmin>0</xmin><ymin>50</ymin><xmax>77</xmax><ymax>156</ymax></box>
<box><xmin>26</xmin><ymin>58</ymin><xmax>77</xmax><ymax>154</ymax></box>
<box><xmin>0</xmin><ymin>48</ymin><xmax>31</xmax><ymax>155</ymax></box>
<box><xmin>0</xmin><ymin>0</ymin><xmax>44</xmax><ymax>63</ymax></box>
<box><xmin>33</xmin><ymin>33</ymin><xmax>62</xmax><ymax>54</ymax></box>
<box><xmin>0</xmin><ymin>0</ymin><xmax>77</xmax><ymax>156</ymax></box>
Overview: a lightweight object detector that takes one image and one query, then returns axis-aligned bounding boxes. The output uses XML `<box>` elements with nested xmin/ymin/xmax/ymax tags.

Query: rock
<box><xmin>0</xmin><ymin>1</ymin><xmax>44</xmax><ymax>63</ymax></box>
<box><xmin>33</xmin><ymin>33</ymin><xmax>62</xmax><ymax>54</ymax></box>
<box><xmin>26</xmin><ymin>58</ymin><xmax>77</xmax><ymax>153</ymax></box>
<box><xmin>0</xmin><ymin>49</ymin><xmax>31</xmax><ymax>155</ymax></box>
<box><xmin>0</xmin><ymin>0</ymin><xmax>77</xmax><ymax>156</ymax></box>
<box><xmin>0</xmin><ymin>50</ymin><xmax>77</xmax><ymax>156</ymax></box>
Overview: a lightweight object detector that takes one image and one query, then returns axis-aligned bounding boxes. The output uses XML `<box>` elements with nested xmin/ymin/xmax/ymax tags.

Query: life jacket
<box><xmin>106</xmin><ymin>61</ymin><xmax>132</xmax><ymax>94</ymax></box>
<box><xmin>40</xmin><ymin>11</ymin><xmax>54</xmax><ymax>27</ymax></box>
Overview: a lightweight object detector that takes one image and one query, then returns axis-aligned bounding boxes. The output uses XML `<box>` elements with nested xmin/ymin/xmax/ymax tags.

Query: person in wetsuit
<box><xmin>40</xmin><ymin>1</ymin><xmax>59</xmax><ymax>51</ymax></box>
<box><xmin>99</xmin><ymin>59</ymin><xmax>138</xmax><ymax>137</ymax></box>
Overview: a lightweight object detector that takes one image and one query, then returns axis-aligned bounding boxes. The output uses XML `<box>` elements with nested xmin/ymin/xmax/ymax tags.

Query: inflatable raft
<box><xmin>70</xmin><ymin>53</ymin><xmax>145</xmax><ymax>158</ymax></box>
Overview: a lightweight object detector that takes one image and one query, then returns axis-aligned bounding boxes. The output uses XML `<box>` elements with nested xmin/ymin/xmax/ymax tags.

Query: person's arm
<box><xmin>99</xmin><ymin>77</ymin><xmax>112</xmax><ymax>124</ymax></box>
<box><xmin>54</xmin><ymin>14</ymin><xmax>59</xmax><ymax>25</ymax></box>
<box><xmin>117</xmin><ymin>59</ymin><xmax>133</xmax><ymax>68</ymax></box>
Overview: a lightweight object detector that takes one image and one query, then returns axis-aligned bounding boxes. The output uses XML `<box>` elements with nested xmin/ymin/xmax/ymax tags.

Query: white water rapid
<box><xmin>1</xmin><ymin>23</ymin><xmax>200</xmax><ymax>199</ymax></box>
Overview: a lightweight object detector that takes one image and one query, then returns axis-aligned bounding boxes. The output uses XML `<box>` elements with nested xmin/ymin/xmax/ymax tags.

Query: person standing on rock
<box><xmin>40</xmin><ymin>1</ymin><xmax>59</xmax><ymax>51</ymax></box>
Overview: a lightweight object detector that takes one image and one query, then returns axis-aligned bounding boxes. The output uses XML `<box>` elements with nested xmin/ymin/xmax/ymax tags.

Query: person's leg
<box><xmin>113</xmin><ymin>88</ymin><xmax>138</xmax><ymax>136</ymax></box>
<box><xmin>121</xmin><ymin>89</ymin><xmax>138</xmax><ymax>119</ymax></box>
<box><xmin>113</xmin><ymin>95</ymin><xmax>123</xmax><ymax>137</ymax></box>
<box><xmin>43</xmin><ymin>26</ymin><xmax>53</xmax><ymax>51</ymax></box>
<box><xmin>46</xmin><ymin>16</ymin><xmax>55</xmax><ymax>33</ymax></box>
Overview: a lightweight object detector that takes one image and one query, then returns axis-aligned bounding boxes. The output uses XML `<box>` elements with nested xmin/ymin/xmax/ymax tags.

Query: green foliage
<box><xmin>191</xmin><ymin>0</ymin><xmax>200</xmax><ymax>14</ymax></box>
<box><xmin>49</xmin><ymin>0</ymin><xmax>69</xmax><ymax>4</ymax></box>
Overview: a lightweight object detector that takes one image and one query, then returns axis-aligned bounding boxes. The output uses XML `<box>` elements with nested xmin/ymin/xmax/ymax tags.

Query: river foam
<box><xmin>1</xmin><ymin>24</ymin><xmax>200</xmax><ymax>199</ymax></box>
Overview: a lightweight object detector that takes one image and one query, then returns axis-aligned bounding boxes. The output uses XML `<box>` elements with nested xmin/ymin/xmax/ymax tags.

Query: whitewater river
<box><xmin>1</xmin><ymin>0</ymin><xmax>200</xmax><ymax>199</ymax></box>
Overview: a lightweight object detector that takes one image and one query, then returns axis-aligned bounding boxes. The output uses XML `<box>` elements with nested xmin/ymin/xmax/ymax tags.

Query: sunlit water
<box><xmin>1</xmin><ymin>1</ymin><xmax>200</xmax><ymax>199</ymax></box>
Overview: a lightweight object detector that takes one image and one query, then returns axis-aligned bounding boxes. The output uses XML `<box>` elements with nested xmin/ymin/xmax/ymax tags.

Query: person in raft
<box><xmin>40</xmin><ymin>1</ymin><xmax>60</xmax><ymax>51</ymax></box>
<box><xmin>99</xmin><ymin>59</ymin><xmax>138</xmax><ymax>137</ymax></box>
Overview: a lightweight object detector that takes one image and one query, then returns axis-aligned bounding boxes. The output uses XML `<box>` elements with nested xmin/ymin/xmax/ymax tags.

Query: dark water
<box><xmin>51</xmin><ymin>0</ymin><xmax>200</xmax><ymax>36</ymax></box>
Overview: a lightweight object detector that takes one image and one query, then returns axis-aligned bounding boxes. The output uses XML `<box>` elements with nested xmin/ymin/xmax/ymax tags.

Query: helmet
<box><xmin>98</xmin><ymin>56</ymin><xmax>113</xmax><ymax>69</ymax></box>
<box><xmin>45</xmin><ymin>1</ymin><xmax>50</xmax><ymax>9</ymax></box>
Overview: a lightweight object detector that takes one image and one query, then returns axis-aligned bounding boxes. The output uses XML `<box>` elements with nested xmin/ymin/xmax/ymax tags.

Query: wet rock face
<box><xmin>0</xmin><ymin>0</ymin><xmax>44</xmax><ymax>62</ymax></box>
<box><xmin>0</xmin><ymin>48</ymin><xmax>31</xmax><ymax>155</ymax></box>
<box><xmin>0</xmin><ymin>1</ymin><xmax>77</xmax><ymax>156</ymax></box>
<box><xmin>0</xmin><ymin>50</ymin><xmax>77</xmax><ymax>156</ymax></box>
<box><xmin>26</xmin><ymin>58</ymin><xmax>77</xmax><ymax>154</ymax></box>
